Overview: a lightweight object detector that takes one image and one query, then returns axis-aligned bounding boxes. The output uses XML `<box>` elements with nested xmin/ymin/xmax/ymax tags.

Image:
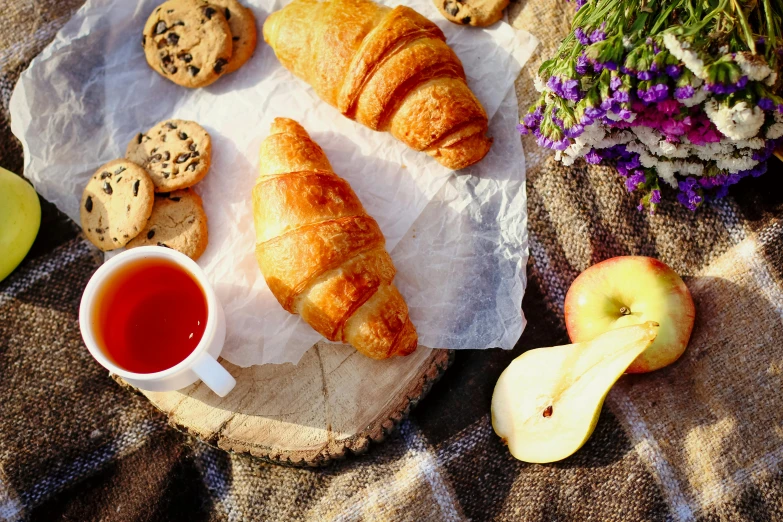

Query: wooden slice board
<box><xmin>116</xmin><ymin>342</ymin><xmax>451</xmax><ymax>466</ymax></box>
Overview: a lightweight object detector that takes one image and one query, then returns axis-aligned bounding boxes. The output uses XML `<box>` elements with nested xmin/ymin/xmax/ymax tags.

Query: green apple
<box><xmin>491</xmin><ymin>322</ymin><xmax>658</xmax><ymax>463</ymax></box>
<box><xmin>0</xmin><ymin>167</ymin><xmax>41</xmax><ymax>282</ymax></box>
<box><xmin>564</xmin><ymin>256</ymin><xmax>695</xmax><ymax>373</ymax></box>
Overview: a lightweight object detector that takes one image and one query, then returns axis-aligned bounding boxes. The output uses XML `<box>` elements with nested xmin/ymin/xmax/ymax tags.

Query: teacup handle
<box><xmin>192</xmin><ymin>355</ymin><xmax>236</xmax><ymax>397</ymax></box>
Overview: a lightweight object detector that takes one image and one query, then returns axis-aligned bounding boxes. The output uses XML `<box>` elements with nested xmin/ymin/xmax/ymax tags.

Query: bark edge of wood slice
<box><xmin>115</xmin><ymin>342</ymin><xmax>452</xmax><ymax>467</ymax></box>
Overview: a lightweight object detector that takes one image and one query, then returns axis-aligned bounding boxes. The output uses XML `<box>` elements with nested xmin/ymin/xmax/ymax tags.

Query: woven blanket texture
<box><xmin>2</xmin><ymin>0</ymin><xmax>783</xmax><ymax>521</ymax></box>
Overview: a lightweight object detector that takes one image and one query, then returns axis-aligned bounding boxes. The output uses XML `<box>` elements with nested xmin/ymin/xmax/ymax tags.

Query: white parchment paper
<box><xmin>9</xmin><ymin>0</ymin><xmax>536</xmax><ymax>366</ymax></box>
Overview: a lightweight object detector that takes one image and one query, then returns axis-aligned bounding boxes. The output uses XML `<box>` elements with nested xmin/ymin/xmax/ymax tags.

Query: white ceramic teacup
<box><xmin>79</xmin><ymin>246</ymin><xmax>236</xmax><ymax>397</ymax></box>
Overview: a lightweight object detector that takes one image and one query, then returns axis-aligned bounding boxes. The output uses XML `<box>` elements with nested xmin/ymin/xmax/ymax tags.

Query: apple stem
<box><xmin>620</xmin><ymin>306</ymin><xmax>631</xmax><ymax>316</ymax></box>
<box><xmin>543</xmin><ymin>406</ymin><xmax>553</xmax><ymax>418</ymax></box>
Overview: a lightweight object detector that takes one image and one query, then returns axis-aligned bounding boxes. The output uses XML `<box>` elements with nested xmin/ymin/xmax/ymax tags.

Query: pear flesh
<box><xmin>491</xmin><ymin>322</ymin><xmax>659</xmax><ymax>464</ymax></box>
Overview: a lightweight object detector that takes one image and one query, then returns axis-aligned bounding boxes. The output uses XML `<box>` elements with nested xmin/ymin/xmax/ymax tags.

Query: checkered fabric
<box><xmin>2</xmin><ymin>0</ymin><xmax>783</xmax><ymax>520</ymax></box>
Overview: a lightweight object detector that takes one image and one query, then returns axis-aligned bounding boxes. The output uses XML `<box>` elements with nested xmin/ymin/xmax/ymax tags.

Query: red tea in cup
<box><xmin>92</xmin><ymin>257</ymin><xmax>207</xmax><ymax>373</ymax></box>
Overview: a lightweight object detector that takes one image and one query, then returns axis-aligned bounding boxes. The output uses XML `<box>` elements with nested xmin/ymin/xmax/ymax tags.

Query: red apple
<box><xmin>564</xmin><ymin>256</ymin><xmax>695</xmax><ymax>373</ymax></box>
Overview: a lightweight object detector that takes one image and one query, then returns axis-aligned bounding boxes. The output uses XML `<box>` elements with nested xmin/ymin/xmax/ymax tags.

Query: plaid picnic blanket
<box><xmin>2</xmin><ymin>0</ymin><xmax>783</xmax><ymax>520</ymax></box>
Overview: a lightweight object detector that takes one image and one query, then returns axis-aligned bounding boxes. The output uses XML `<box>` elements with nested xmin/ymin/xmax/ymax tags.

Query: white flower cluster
<box><xmin>767</xmin><ymin>111</ymin><xmax>783</xmax><ymax>140</ymax></box>
<box><xmin>534</xmin><ymin>75</ymin><xmax>547</xmax><ymax>93</ymax></box>
<box><xmin>704</xmin><ymin>99</ymin><xmax>765</xmax><ymax>140</ymax></box>
<box><xmin>663</xmin><ymin>34</ymin><xmax>706</xmax><ymax>79</ymax></box>
<box><xmin>623</xmin><ymin>129</ymin><xmax>762</xmax><ymax>187</ymax></box>
<box><xmin>735</xmin><ymin>52</ymin><xmax>777</xmax><ymax>85</ymax></box>
<box><xmin>555</xmin><ymin>121</ymin><xmax>605</xmax><ymax>165</ymax></box>
<box><xmin>663</xmin><ymin>38</ymin><xmax>779</xmax><ymax>88</ymax></box>
<box><xmin>555</xmin><ymin>123</ymin><xmax>638</xmax><ymax>166</ymax></box>
<box><xmin>554</xmin><ymin>98</ymin><xmax>776</xmax><ymax>188</ymax></box>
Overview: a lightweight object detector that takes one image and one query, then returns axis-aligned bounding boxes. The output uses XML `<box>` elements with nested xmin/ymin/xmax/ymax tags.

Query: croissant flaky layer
<box><xmin>263</xmin><ymin>0</ymin><xmax>492</xmax><ymax>170</ymax></box>
<box><xmin>253</xmin><ymin>118</ymin><xmax>418</xmax><ymax>359</ymax></box>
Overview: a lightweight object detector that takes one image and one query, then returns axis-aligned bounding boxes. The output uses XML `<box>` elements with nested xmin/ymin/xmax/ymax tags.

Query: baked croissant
<box><xmin>253</xmin><ymin>118</ymin><xmax>418</xmax><ymax>359</ymax></box>
<box><xmin>263</xmin><ymin>0</ymin><xmax>492</xmax><ymax>170</ymax></box>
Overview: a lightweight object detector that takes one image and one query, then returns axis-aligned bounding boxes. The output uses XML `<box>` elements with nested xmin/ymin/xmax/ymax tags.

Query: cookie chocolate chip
<box><xmin>205</xmin><ymin>0</ymin><xmax>258</xmax><ymax>74</ymax></box>
<box><xmin>142</xmin><ymin>0</ymin><xmax>233</xmax><ymax>88</ymax></box>
<box><xmin>126</xmin><ymin>189</ymin><xmax>209</xmax><ymax>260</ymax></box>
<box><xmin>125</xmin><ymin>119</ymin><xmax>212</xmax><ymax>192</ymax></box>
<box><xmin>80</xmin><ymin>159</ymin><xmax>155</xmax><ymax>251</ymax></box>
<box><xmin>436</xmin><ymin>0</ymin><xmax>509</xmax><ymax>27</ymax></box>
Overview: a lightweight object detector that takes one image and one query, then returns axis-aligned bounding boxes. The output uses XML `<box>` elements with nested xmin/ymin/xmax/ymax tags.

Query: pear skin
<box><xmin>0</xmin><ymin>167</ymin><xmax>41</xmax><ymax>282</ymax></box>
<box><xmin>491</xmin><ymin>322</ymin><xmax>659</xmax><ymax>464</ymax></box>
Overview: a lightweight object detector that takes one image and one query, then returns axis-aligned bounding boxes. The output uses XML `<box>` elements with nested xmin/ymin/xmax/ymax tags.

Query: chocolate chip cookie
<box><xmin>436</xmin><ymin>0</ymin><xmax>509</xmax><ymax>27</ymax></box>
<box><xmin>80</xmin><ymin>159</ymin><xmax>155</xmax><ymax>251</ymax></box>
<box><xmin>126</xmin><ymin>119</ymin><xmax>212</xmax><ymax>192</ymax></box>
<box><xmin>208</xmin><ymin>0</ymin><xmax>258</xmax><ymax>74</ymax></box>
<box><xmin>143</xmin><ymin>0</ymin><xmax>233</xmax><ymax>88</ymax></box>
<box><xmin>126</xmin><ymin>189</ymin><xmax>209</xmax><ymax>260</ymax></box>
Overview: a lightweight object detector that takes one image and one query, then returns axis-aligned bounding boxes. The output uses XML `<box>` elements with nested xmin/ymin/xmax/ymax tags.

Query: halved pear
<box><xmin>491</xmin><ymin>322</ymin><xmax>658</xmax><ymax>463</ymax></box>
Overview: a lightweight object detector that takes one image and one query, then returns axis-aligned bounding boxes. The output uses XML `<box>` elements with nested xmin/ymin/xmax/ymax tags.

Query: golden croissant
<box><xmin>253</xmin><ymin>118</ymin><xmax>418</xmax><ymax>359</ymax></box>
<box><xmin>263</xmin><ymin>0</ymin><xmax>492</xmax><ymax>170</ymax></box>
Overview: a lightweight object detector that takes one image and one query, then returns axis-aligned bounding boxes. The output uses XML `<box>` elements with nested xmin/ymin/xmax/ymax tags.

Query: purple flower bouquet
<box><xmin>518</xmin><ymin>0</ymin><xmax>783</xmax><ymax>211</ymax></box>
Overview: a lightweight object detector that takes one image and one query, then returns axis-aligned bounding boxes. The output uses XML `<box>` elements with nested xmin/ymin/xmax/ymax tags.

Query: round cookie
<box><xmin>126</xmin><ymin>119</ymin><xmax>212</xmax><ymax>192</ymax></box>
<box><xmin>126</xmin><ymin>189</ymin><xmax>209</xmax><ymax>260</ymax></box>
<box><xmin>207</xmin><ymin>0</ymin><xmax>258</xmax><ymax>74</ymax></box>
<box><xmin>436</xmin><ymin>0</ymin><xmax>509</xmax><ymax>27</ymax></box>
<box><xmin>80</xmin><ymin>159</ymin><xmax>155</xmax><ymax>251</ymax></box>
<box><xmin>142</xmin><ymin>0</ymin><xmax>233</xmax><ymax>88</ymax></box>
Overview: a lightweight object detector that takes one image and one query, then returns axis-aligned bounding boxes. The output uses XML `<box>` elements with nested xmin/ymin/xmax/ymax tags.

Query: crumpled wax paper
<box><xmin>9</xmin><ymin>0</ymin><xmax>537</xmax><ymax>366</ymax></box>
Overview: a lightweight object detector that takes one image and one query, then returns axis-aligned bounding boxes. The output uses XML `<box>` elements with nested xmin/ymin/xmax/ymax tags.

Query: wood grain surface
<box><xmin>117</xmin><ymin>342</ymin><xmax>452</xmax><ymax>466</ymax></box>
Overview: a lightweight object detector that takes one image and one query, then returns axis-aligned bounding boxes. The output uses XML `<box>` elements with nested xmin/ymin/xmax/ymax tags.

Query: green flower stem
<box><xmin>731</xmin><ymin>0</ymin><xmax>757</xmax><ymax>53</ymax></box>
<box><xmin>650</xmin><ymin>3</ymin><xmax>680</xmax><ymax>33</ymax></box>
<box><xmin>762</xmin><ymin>0</ymin><xmax>782</xmax><ymax>50</ymax></box>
